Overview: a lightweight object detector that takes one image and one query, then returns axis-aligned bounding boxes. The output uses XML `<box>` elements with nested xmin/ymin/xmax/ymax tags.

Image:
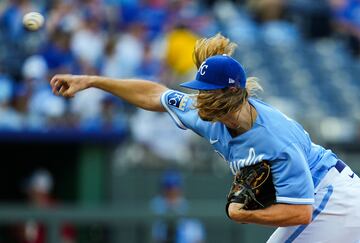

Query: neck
<box><xmin>222</xmin><ymin>101</ymin><xmax>256</xmax><ymax>137</ymax></box>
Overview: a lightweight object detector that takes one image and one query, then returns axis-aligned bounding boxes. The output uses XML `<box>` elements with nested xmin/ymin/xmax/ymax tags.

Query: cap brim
<box><xmin>180</xmin><ymin>80</ymin><xmax>226</xmax><ymax>90</ymax></box>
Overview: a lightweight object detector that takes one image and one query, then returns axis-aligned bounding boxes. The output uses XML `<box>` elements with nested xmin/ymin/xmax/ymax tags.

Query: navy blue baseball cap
<box><xmin>180</xmin><ymin>54</ymin><xmax>247</xmax><ymax>90</ymax></box>
<box><xmin>161</xmin><ymin>170</ymin><xmax>182</xmax><ymax>189</ymax></box>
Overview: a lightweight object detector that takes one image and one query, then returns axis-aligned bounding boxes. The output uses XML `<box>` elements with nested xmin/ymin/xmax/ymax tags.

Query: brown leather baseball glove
<box><xmin>226</xmin><ymin>161</ymin><xmax>276</xmax><ymax>217</ymax></box>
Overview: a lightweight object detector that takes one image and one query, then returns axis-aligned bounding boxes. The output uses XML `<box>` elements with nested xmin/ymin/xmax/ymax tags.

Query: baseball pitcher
<box><xmin>50</xmin><ymin>34</ymin><xmax>360</xmax><ymax>242</ymax></box>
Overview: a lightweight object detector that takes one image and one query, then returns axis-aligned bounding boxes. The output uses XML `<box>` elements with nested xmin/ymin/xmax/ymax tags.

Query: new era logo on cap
<box><xmin>180</xmin><ymin>55</ymin><xmax>247</xmax><ymax>90</ymax></box>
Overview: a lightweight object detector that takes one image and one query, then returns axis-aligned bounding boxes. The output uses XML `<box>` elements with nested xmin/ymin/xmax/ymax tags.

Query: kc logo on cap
<box><xmin>198</xmin><ymin>62</ymin><xmax>208</xmax><ymax>76</ymax></box>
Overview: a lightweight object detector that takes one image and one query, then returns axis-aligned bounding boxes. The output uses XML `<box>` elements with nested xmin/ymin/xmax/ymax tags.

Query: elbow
<box><xmin>142</xmin><ymin>104</ymin><xmax>165</xmax><ymax>112</ymax></box>
<box><xmin>286</xmin><ymin>205</ymin><xmax>312</xmax><ymax>226</ymax></box>
<box><xmin>277</xmin><ymin>204</ymin><xmax>313</xmax><ymax>226</ymax></box>
<box><xmin>298</xmin><ymin>207</ymin><xmax>312</xmax><ymax>225</ymax></box>
<box><xmin>141</xmin><ymin>93</ymin><xmax>166</xmax><ymax>112</ymax></box>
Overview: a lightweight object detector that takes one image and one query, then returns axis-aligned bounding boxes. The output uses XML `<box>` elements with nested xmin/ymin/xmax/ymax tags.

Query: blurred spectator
<box><xmin>137</xmin><ymin>42</ymin><xmax>162</xmax><ymax>79</ymax></box>
<box><xmin>247</xmin><ymin>0</ymin><xmax>286</xmax><ymax>23</ymax></box>
<box><xmin>136</xmin><ymin>0</ymin><xmax>168</xmax><ymax>39</ymax></box>
<box><xmin>163</xmin><ymin>25</ymin><xmax>198</xmax><ymax>87</ymax></box>
<box><xmin>41</xmin><ymin>29</ymin><xmax>78</xmax><ymax>75</ymax></box>
<box><xmin>130</xmin><ymin>109</ymin><xmax>194</xmax><ymax>164</ymax></box>
<box><xmin>100</xmin><ymin>23</ymin><xmax>146</xmax><ymax>78</ymax></box>
<box><xmin>246</xmin><ymin>0</ymin><xmax>301</xmax><ymax>47</ymax></box>
<box><xmin>0</xmin><ymin>72</ymin><xmax>23</xmax><ymax>130</ymax></box>
<box><xmin>70</xmin><ymin>12</ymin><xmax>106</xmax><ymax>74</ymax></box>
<box><xmin>287</xmin><ymin>0</ymin><xmax>332</xmax><ymax>39</ymax></box>
<box><xmin>0</xmin><ymin>0</ymin><xmax>359</xmax><ymax>144</ymax></box>
<box><xmin>22</xmin><ymin>55</ymin><xmax>67</xmax><ymax>130</ymax></box>
<box><xmin>79</xmin><ymin>94</ymin><xmax>127</xmax><ymax>132</ymax></box>
<box><xmin>329</xmin><ymin>0</ymin><xmax>360</xmax><ymax>55</ymax></box>
<box><xmin>14</xmin><ymin>169</ymin><xmax>76</xmax><ymax>243</ymax></box>
<box><xmin>150</xmin><ymin>170</ymin><xmax>206</xmax><ymax>243</ymax></box>
<box><xmin>99</xmin><ymin>35</ymin><xmax>121</xmax><ymax>78</ymax></box>
<box><xmin>69</xmin><ymin>88</ymin><xmax>107</xmax><ymax>128</ymax></box>
<box><xmin>45</xmin><ymin>1</ymin><xmax>81</xmax><ymax>33</ymax></box>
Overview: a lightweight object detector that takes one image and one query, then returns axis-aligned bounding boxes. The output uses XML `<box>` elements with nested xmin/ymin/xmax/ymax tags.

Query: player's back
<box><xmin>251</xmin><ymin>98</ymin><xmax>338</xmax><ymax>187</ymax></box>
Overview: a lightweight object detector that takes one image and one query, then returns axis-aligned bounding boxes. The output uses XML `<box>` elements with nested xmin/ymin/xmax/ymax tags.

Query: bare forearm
<box><xmin>228</xmin><ymin>203</ymin><xmax>312</xmax><ymax>227</ymax></box>
<box><xmin>51</xmin><ymin>74</ymin><xmax>168</xmax><ymax>111</ymax></box>
<box><xmin>87</xmin><ymin>76</ymin><xmax>168</xmax><ymax>111</ymax></box>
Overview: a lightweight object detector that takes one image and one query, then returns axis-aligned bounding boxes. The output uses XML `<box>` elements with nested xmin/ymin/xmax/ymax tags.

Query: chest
<box><xmin>214</xmin><ymin>141</ymin><xmax>265</xmax><ymax>164</ymax></box>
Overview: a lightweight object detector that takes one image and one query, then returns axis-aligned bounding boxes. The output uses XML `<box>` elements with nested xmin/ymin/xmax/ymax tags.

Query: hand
<box><xmin>50</xmin><ymin>74</ymin><xmax>90</xmax><ymax>98</ymax></box>
<box><xmin>227</xmin><ymin>202</ymin><xmax>248</xmax><ymax>222</ymax></box>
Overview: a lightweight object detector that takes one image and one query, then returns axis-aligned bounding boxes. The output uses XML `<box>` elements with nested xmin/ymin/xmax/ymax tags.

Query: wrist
<box><xmin>228</xmin><ymin>203</ymin><xmax>250</xmax><ymax>222</ymax></box>
<box><xmin>87</xmin><ymin>75</ymin><xmax>97</xmax><ymax>88</ymax></box>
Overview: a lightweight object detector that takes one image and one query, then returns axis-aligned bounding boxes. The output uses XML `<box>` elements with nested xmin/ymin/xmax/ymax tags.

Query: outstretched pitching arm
<box><xmin>50</xmin><ymin>74</ymin><xmax>168</xmax><ymax>112</ymax></box>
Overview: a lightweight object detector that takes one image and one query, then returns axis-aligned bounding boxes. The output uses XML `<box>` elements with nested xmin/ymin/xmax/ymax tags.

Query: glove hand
<box><xmin>226</xmin><ymin>161</ymin><xmax>276</xmax><ymax>218</ymax></box>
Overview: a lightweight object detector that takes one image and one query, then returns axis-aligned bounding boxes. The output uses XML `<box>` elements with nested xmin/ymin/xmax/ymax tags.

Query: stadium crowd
<box><xmin>1</xmin><ymin>0</ymin><xmax>360</xmax><ymax>160</ymax></box>
<box><xmin>1</xmin><ymin>2</ymin><xmax>360</xmax><ymax>242</ymax></box>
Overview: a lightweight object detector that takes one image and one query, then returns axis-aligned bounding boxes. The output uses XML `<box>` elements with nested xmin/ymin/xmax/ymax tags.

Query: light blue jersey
<box><xmin>161</xmin><ymin>90</ymin><xmax>339</xmax><ymax>205</ymax></box>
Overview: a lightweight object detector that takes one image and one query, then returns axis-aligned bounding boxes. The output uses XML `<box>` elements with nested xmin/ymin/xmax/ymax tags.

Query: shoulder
<box><xmin>160</xmin><ymin>90</ymin><xmax>208</xmax><ymax>132</ymax></box>
<box><xmin>251</xmin><ymin>98</ymin><xmax>303</xmax><ymax>138</ymax></box>
<box><xmin>250</xmin><ymin>98</ymin><xmax>285</xmax><ymax>123</ymax></box>
<box><xmin>161</xmin><ymin>89</ymin><xmax>194</xmax><ymax>112</ymax></box>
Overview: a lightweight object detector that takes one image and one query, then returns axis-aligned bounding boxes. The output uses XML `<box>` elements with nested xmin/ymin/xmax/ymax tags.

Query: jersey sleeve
<box><xmin>160</xmin><ymin>90</ymin><xmax>204</xmax><ymax>134</ymax></box>
<box><xmin>271</xmin><ymin>143</ymin><xmax>315</xmax><ymax>205</ymax></box>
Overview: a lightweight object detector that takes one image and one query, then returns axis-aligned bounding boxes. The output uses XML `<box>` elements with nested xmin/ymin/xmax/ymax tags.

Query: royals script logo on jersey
<box><xmin>166</xmin><ymin>92</ymin><xmax>188</xmax><ymax>111</ymax></box>
<box><xmin>229</xmin><ymin>148</ymin><xmax>265</xmax><ymax>174</ymax></box>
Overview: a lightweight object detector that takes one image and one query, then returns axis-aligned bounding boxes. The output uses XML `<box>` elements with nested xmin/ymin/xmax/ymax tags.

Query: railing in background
<box><xmin>0</xmin><ymin>203</ymin><xmax>274</xmax><ymax>243</ymax></box>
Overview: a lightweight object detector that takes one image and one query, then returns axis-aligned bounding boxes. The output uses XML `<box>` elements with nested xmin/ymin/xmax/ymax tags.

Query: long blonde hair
<box><xmin>192</xmin><ymin>34</ymin><xmax>262</xmax><ymax>121</ymax></box>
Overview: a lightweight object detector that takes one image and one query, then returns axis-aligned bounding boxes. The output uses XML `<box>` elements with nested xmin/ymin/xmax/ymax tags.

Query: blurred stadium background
<box><xmin>1</xmin><ymin>0</ymin><xmax>360</xmax><ymax>242</ymax></box>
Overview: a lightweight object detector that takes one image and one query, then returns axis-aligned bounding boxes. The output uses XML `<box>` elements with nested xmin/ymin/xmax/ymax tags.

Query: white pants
<box><xmin>267</xmin><ymin>165</ymin><xmax>360</xmax><ymax>243</ymax></box>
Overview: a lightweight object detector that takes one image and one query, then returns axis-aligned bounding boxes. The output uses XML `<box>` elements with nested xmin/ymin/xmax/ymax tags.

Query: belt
<box><xmin>334</xmin><ymin>160</ymin><xmax>346</xmax><ymax>173</ymax></box>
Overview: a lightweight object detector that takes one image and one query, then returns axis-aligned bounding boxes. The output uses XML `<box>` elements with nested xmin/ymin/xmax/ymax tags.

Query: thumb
<box><xmin>63</xmin><ymin>86</ymin><xmax>77</xmax><ymax>98</ymax></box>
